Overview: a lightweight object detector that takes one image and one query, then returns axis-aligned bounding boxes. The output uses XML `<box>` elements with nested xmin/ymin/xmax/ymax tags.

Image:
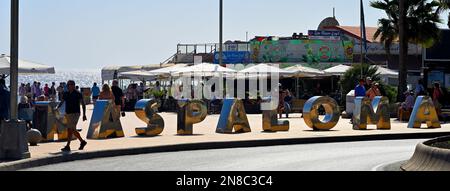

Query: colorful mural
<box><xmin>250</xmin><ymin>38</ymin><xmax>353</xmax><ymax>63</ymax></box>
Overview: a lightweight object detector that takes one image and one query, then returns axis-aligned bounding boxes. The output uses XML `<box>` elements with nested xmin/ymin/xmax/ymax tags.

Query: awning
<box><xmin>172</xmin><ymin>63</ymin><xmax>236</xmax><ymax>77</ymax></box>
<box><xmin>239</xmin><ymin>63</ymin><xmax>294</xmax><ymax>77</ymax></box>
<box><xmin>0</xmin><ymin>54</ymin><xmax>55</xmax><ymax>75</ymax></box>
<box><xmin>284</xmin><ymin>64</ymin><xmax>326</xmax><ymax>77</ymax></box>
<box><xmin>324</xmin><ymin>64</ymin><xmax>399</xmax><ymax>78</ymax></box>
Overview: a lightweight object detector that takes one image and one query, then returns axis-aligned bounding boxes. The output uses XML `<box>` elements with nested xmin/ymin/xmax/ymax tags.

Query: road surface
<box><xmin>25</xmin><ymin>139</ymin><xmax>424</xmax><ymax>171</ymax></box>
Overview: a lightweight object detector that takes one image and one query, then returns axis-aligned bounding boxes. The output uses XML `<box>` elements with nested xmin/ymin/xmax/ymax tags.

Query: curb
<box><xmin>402</xmin><ymin>136</ymin><xmax>450</xmax><ymax>171</ymax></box>
<box><xmin>2</xmin><ymin>131</ymin><xmax>450</xmax><ymax>171</ymax></box>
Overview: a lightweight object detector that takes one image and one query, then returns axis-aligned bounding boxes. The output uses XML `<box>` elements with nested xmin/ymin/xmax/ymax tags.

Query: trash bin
<box><xmin>33</xmin><ymin>101</ymin><xmax>70</xmax><ymax>142</ymax></box>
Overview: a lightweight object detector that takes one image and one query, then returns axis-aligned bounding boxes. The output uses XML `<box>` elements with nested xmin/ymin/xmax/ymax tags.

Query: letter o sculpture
<box><xmin>303</xmin><ymin>96</ymin><xmax>340</xmax><ymax>131</ymax></box>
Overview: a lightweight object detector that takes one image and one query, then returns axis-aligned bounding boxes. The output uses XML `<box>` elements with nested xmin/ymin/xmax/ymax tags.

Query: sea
<box><xmin>4</xmin><ymin>69</ymin><xmax>102</xmax><ymax>88</ymax></box>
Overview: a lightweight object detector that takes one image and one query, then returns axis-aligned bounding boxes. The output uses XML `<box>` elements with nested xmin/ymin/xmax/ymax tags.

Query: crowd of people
<box><xmin>0</xmin><ymin>78</ymin><xmax>136</xmax><ymax>151</ymax></box>
<box><xmin>354</xmin><ymin>77</ymin><xmax>447</xmax><ymax>121</ymax></box>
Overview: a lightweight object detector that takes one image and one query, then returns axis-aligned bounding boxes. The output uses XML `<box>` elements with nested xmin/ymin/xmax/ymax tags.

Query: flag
<box><xmin>360</xmin><ymin>0</ymin><xmax>368</xmax><ymax>54</ymax></box>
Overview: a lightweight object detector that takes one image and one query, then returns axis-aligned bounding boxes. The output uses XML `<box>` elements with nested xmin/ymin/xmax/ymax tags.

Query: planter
<box><xmin>402</xmin><ymin>136</ymin><xmax>450</xmax><ymax>171</ymax></box>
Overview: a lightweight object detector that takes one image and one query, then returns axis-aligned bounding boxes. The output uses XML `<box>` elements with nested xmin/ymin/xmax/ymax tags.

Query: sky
<box><xmin>0</xmin><ymin>0</ymin><xmax>448</xmax><ymax>71</ymax></box>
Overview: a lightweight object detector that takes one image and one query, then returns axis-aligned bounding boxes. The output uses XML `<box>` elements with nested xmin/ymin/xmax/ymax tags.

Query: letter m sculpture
<box><xmin>353</xmin><ymin>96</ymin><xmax>391</xmax><ymax>130</ymax></box>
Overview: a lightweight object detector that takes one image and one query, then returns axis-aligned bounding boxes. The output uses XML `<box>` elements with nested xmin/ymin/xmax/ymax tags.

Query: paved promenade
<box><xmin>1</xmin><ymin>104</ymin><xmax>450</xmax><ymax>170</ymax></box>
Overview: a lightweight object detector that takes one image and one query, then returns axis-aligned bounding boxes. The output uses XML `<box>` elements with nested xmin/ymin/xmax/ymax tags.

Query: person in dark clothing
<box><xmin>313</xmin><ymin>83</ymin><xmax>323</xmax><ymax>96</ymax></box>
<box><xmin>283</xmin><ymin>89</ymin><xmax>293</xmax><ymax>118</ymax></box>
<box><xmin>18</xmin><ymin>96</ymin><xmax>33</xmax><ymax>130</ymax></box>
<box><xmin>111</xmin><ymin>80</ymin><xmax>125</xmax><ymax>118</ymax></box>
<box><xmin>56</xmin><ymin>80</ymin><xmax>87</xmax><ymax>152</ymax></box>
<box><xmin>49</xmin><ymin>82</ymin><xmax>57</xmax><ymax>101</ymax></box>
<box><xmin>0</xmin><ymin>78</ymin><xmax>10</xmax><ymax>129</ymax></box>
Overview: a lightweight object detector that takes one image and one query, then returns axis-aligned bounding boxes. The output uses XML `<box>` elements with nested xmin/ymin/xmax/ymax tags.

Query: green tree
<box><xmin>340</xmin><ymin>64</ymin><xmax>398</xmax><ymax>103</ymax></box>
<box><xmin>340</xmin><ymin>64</ymin><xmax>380</xmax><ymax>96</ymax></box>
<box><xmin>371</xmin><ymin>0</ymin><xmax>442</xmax><ymax>101</ymax></box>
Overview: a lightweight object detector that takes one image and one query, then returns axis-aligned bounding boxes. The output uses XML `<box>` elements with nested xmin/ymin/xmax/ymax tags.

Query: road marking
<box><xmin>371</xmin><ymin>160</ymin><xmax>407</xmax><ymax>171</ymax></box>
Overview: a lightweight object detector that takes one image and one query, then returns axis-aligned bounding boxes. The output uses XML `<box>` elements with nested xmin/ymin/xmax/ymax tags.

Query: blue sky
<box><xmin>0</xmin><ymin>0</ymin><xmax>448</xmax><ymax>70</ymax></box>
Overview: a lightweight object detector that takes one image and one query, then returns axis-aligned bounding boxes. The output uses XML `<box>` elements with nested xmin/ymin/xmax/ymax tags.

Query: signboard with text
<box><xmin>308</xmin><ymin>30</ymin><xmax>341</xmax><ymax>40</ymax></box>
<box><xmin>214</xmin><ymin>51</ymin><xmax>251</xmax><ymax>64</ymax></box>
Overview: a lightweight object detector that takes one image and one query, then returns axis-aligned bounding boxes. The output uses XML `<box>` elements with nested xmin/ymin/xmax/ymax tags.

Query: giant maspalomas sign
<box><xmin>80</xmin><ymin>95</ymin><xmax>440</xmax><ymax>139</ymax></box>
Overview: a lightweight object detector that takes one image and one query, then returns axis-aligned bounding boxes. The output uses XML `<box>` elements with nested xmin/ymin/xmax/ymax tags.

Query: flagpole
<box><xmin>360</xmin><ymin>0</ymin><xmax>366</xmax><ymax>78</ymax></box>
<box><xmin>219</xmin><ymin>0</ymin><xmax>223</xmax><ymax>66</ymax></box>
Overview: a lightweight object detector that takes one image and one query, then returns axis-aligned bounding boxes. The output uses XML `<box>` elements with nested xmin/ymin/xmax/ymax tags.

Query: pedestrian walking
<box><xmin>91</xmin><ymin>82</ymin><xmax>100</xmax><ymax>104</ymax></box>
<box><xmin>55</xmin><ymin>80</ymin><xmax>88</xmax><ymax>152</ymax></box>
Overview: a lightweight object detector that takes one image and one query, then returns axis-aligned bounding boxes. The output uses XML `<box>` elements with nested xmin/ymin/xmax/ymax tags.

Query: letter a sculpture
<box><xmin>216</xmin><ymin>99</ymin><xmax>251</xmax><ymax>134</ymax></box>
<box><xmin>408</xmin><ymin>96</ymin><xmax>441</xmax><ymax>129</ymax></box>
<box><xmin>87</xmin><ymin>100</ymin><xmax>124</xmax><ymax>139</ymax></box>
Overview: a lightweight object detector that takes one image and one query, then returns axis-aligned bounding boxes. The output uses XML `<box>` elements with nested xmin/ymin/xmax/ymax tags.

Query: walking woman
<box><xmin>99</xmin><ymin>84</ymin><xmax>115</xmax><ymax>101</ymax></box>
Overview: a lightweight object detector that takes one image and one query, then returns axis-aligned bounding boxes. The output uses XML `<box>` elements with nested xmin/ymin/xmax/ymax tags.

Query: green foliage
<box><xmin>340</xmin><ymin>64</ymin><xmax>381</xmax><ymax>96</ymax></box>
<box><xmin>152</xmin><ymin>90</ymin><xmax>165</xmax><ymax>98</ymax></box>
<box><xmin>382</xmin><ymin>84</ymin><xmax>398</xmax><ymax>103</ymax></box>
<box><xmin>371</xmin><ymin>0</ymin><xmax>443</xmax><ymax>101</ymax></box>
<box><xmin>340</xmin><ymin>64</ymin><xmax>398</xmax><ymax>102</ymax></box>
<box><xmin>144</xmin><ymin>89</ymin><xmax>164</xmax><ymax>98</ymax></box>
<box><xmin>371</xmin><ymin>0</ymin><xmax>443</xmax><ymax>49</ymax></box>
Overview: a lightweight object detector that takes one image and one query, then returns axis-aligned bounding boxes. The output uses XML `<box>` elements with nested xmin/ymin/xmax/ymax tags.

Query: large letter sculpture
<box><xmin>87</xmin><ymin>100</ymin><xmax>124</xmax><ymax>139</ymax></box>
<box><xmin>263</xmin><ymin>110</ymin><xmax>289</xmax><ymax>132</ymax></box>
<box><xmin>303</xmin><ymin>96</ymin><xmax>340</xmax><ymax>131</ymax></box>
<box><xmin>135</xmin><ymin>99</ymin><xmax>165</xmax><ymax>136</ymax></box>
<box><xmin>353</xmin><ymin>96</ymin><xmax>391</xmax><ymax>130</ymax></box>
<box><xmin>216</xmin><ymin>99</ymin><xmax>251</xmax><ymax>134</ymax></box>
<box><xmin>33</xmin><ymin>101</ymin><xmax>72</xmax><ymax>141</ymax></box>
<box><xmin>408</xmin><ymin>96</ymin><xmax>441</xmax><ymax>129</ymax></box>
<box><xmin>177</xmin><ymin>100</ymin><xmax>208</xmax><ymax>135</ymax></box>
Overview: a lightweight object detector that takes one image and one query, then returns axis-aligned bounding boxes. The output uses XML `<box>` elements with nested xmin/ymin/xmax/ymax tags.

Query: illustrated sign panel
<box><xmin>250</xmin><ymin>38</ymin><xmax>352</xmax><ymax>63</ymax></box>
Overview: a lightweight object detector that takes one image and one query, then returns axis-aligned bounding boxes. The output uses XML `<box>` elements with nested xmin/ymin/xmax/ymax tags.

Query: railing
<box><xmin>160</xmin><ymin>53</ymin><xmax>177</xmax><ymax>66</ymax></box>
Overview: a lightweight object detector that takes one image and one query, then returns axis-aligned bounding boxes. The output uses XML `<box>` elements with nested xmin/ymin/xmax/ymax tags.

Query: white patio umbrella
<box><xmin>376</xmin><ymin>66</ymin><xmax>398</xmax><ymax>78</ymax></box>
<box><xmin>118</xmin><ymin>70</ymin><xmax>158</xmax><ymax>82</ymax></box>
<box><xmin>284</xmin><ymin>64</ymin><xmax>325</xmax><ymax>77</ymax></box>
<box><xmin>146</xmin><ymin>64</ymin><xmax>187</xmax><ymax>77</ymax></box>
<box><xmin>238</xmin><ymin>63</ymin><xmax>294</xmax><ymax>77</ymax></box>
<box><xmin>0</xmin><ymin>54</ymin><xmax>55</xmax><ymax>74</ymax></box>
<box><xmin>324</xmin><ymin>64</ymin><xmax>352</xmax><ymax>76</ymax></box>
<box><xmin>324</xmin><ymin>64</ymin><xmax>398</xmax><ymax>78</ymax></box>
<box><xmin>172</xmin><ymin>63</ymin><xmax>236</xmax><ymax>77</ymax></box>
<box><xmin>101</xmin><ymin>65</ymin><xmax>146</xmax><ymax>81</ymax></box>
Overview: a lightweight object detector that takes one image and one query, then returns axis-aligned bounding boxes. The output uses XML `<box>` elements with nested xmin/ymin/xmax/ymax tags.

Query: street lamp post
<box><xmin>10</xmin><ymin>0</ymin><xmax>19</xmax><ymax>120</ymax></box>
<box><xmin>219</xmin><ymin>0</ymin><xmax>223</xmax><ymax>66</ymax></box>
<box><xmin>0</xmin><ymin>0</ymin><xmax>30</xmax><ymax>160</ymax></box>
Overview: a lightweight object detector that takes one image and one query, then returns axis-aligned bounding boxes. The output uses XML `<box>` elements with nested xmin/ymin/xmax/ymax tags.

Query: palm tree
<box><xmin>371</xmin><ymin>0</ymin><xmax>442</xmax><ymax>101</ymax></box>
<box><xmin>340</xmin><ymin>64</ymin><xmax>381</xmax><ymax>97</ymax></box>
<box><xmin>372</xmin><ymin>0</ymin><xmax>398</xmax><ymax>67</ymax></box>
